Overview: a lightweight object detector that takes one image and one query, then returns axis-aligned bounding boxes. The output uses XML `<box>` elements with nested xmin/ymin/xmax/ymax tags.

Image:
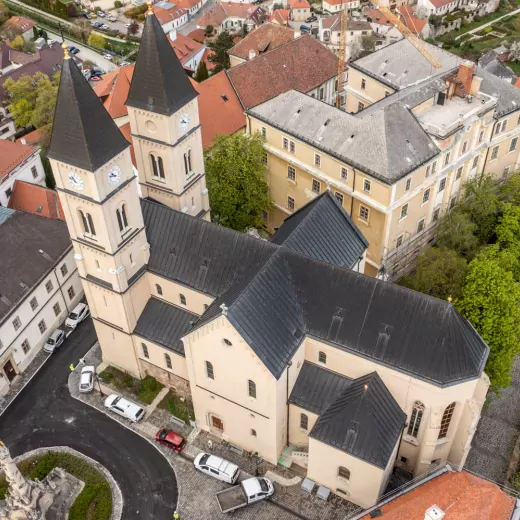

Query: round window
<box><xmin>223</xmin><ymin>338</ymin><xmax>232</xmax><ymax>346</ymax></box>
<box><xmin>145</xmin><ymin>120</ymin><xmax>157</xmax><ymax>133</ymax></box>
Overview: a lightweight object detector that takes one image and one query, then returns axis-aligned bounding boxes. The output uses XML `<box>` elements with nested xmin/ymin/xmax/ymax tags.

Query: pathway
<box><xmin>455</xmin><ymin>7</ymin><xmax>520</xmax><ymax>40</ymax></box>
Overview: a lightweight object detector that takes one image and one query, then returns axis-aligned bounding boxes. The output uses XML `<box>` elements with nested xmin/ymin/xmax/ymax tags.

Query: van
<box><xmin>194</xmin><ymin>453</ymin><xmax>240</xmax><ymax>484</ymax></box>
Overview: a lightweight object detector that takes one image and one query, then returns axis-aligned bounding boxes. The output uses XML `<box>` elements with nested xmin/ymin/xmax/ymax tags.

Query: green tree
<box><xmin>205</xmin><ymin>132</ymin><xmax>272</xmax><ymax>231</ymax></box>
<box><xmin>0</xmin><ymin>1</ymin><xmax>9</xmax><ymax>24</ymax></box>
<box><xmin>436</xmin><ymin>208</ymin><xmax>480</xmax><ymax>257</ymax></box>
<box><xmin>114</xmin><ymin>0</ymin><xmax>123</xmax><ymax>7</ymax></box>
<box><xmin>499</xmin><ymin>171</ymin><xmax>520</xmax><ymax>206</ymax></box>
<box><xmin>87</xmin><ymin>32</ymin><xmax>105</xmax><ymax>49</ymax></box>
<box><xmin>207</xmin><ymin>30</ymin><xmax>234</xmax><ymax>72</ymax></box>
<box><xmin>399</xmin><ymin>247</ymin><xmax>468</xmax><ymax>300</ymax></box>
<box><xmin>194</xmin><ymin>60</ymin><xmax>209</xmax><ymax>82</ymax></box>
<box><xmin>204</xmin><ymin>24</ymin><xmax>214</xmax><ymax>36</ymax></box>
<box><xmin>360</xmin><ymin>34</ymin><xmax>376</xmax><ymax>53</ymax></box>
<box><xmin>10</xmin><ymin>35</ymin><xmax>25</xmax><ymax>50</ymax></box>
<box><xmin>40</xmin><ymin>150</ymin><xmax>55</xmax><ymax>189</ymax></box>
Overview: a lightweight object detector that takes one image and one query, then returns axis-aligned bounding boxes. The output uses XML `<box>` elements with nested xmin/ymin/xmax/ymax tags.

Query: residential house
<box><xmin>197</xmin><ymin>3</ymin><xmax>267</xmax><ymax>34</ymax></box>
<box><xmin>227</xmin><ymin>34</ymin><xmax>339</xmax><ymax>108</ymax></box>
<box><xmin>478</xmin><ymin>50</ymin><xmax>517</xmax><ymax>84</ymax></box>
<box><xmin>48</xmin><ymin>8</ymin><xmax>490</xmax><ymax>510</ymax></box>
<box><xmin>167</xmin><ymin>30</ymin><xmax>205</xmax><ymax>71</ymax></box>
<box><xmin>417</xmin><ymin>0</ymin><xmax>459</xmax><ymax>16</ymax></box>
<box><xmin>397</xmin><ymin>5</ymin><xmax>431</xmax><ymax>38</ymax></box>
<box><xmin>322</xmin><ymin>0</ymin><xmax>361</xmax><ymax>14</ymax></box>
<box><xmin>0</xmin><ymin>140</ymin><xmax>45</xmax><ymax>207</ymax></box>
<box><xmin>152</xmin><ymin>2</ymin><xmax>189</xmax><ymax>32</ymax></box>
<box><xmin>365</xmin><ymin>8</ymin><xmax>403</xmax><ymax>47</ymax></box>
<box><xmin>228</xmin><ymin>22</ymin><xmax>295</xmax><ymax>67</ymax></box>
<box><xmin>269</xmin><ymin>9</ymin><xmax>290</xmax><ymax>25</ymax></box>
<box><xmin>174</xmin><ymin>0</ymin><xmax>203</xmax><ymax>16</ymax></box>
<box><xmin>319</xmin><ymin>16</ymin><xmax>372</xmax><ymax>60</ymax></box>
<box><xmin>6</xmin><ymin>16</ymin><xmax>36</xmax><ymax>42</ymax></box>
<box><xmin>8</xmin><ymin>180</ymin><xmax>64</xmax><ymax>220</ymax></box>
<box><xmin>288</xmin><ymin>0</ymin><xmax>311</xmax><ymax>21</ymax></box>
<box><xmin>0</xmin><ymin>206</ymin><xmax>82</xmax><ymax>395</ymax></box>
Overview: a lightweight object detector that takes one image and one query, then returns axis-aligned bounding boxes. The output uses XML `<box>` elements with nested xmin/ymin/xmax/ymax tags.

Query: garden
<box><xmin>158</xmin><ymin>389</ymin><xmax>195</xmax><ymax>424</ymax></box>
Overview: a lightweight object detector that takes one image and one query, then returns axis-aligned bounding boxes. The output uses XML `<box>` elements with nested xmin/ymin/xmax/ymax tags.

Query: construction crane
<box><xmin>336</xmin><ymin>1</ymin><xmax>348</xmax><ymax>108</ymax></box>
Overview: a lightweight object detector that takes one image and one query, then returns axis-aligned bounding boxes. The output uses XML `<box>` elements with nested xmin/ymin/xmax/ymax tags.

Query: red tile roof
<box><xmin>229</xmin><ymin>22</ymin><xmax>295</xmax><ymax>60</ymax></box>
<box><xmin>429</xmin><ymin>0</ymin><xmax>458</xmax><ymax>8</ymax></box>
<box><xmin>190</xmin><ymin>71</ymin><xmax>245</xmax><ymax>148</ymax></box>
<box><xmin>152</xmin><ymin>4</ymin><xmax>188</xmax><ymax>25</ymax></box>
<box><xmin>398</xmin><ymin>6</ymin><xmax>427</xmax><ymax>34</ymax></box>
<box><xmin>514</xmin><ymin>77</ymin><xmax>520</xmax><ymax>88</ymax></box>
<box><xmin>119</xmin><ymin>123</ymin><xmax>137</xmax><ymax>167</ymax></box>
<box><xmin>8</xmin><ymin>180</ymin><xmax>65</xmax><ymax>220</ymax></box>
<box><xmin>269</xmin><ymin>9</ymin><xmax>290</xmax><ymax>25</ymax></box>
<box><xmin>197</xmin><ymin>3</ymin><xmax>264</xmax><ymax>27</ymax></box>
<box><xmin>16</xmin><ymin>128</ymin><xmax>41</xmax><ymax>146</ymax></box>
<box><xmin>202</xmin><ymin>48</ymin><xmax>217</xmax><ymax>71</ymax></box>
<box><xmin>366</xmin><ymin>8</ymin><xmax>392</xmax><ymax>25</ymax></box>
<box><xmin>167</xmin><ymin>32</ymin><xmax>204</xmax><ymax>68</ymax></box>
<box><xmin>0</xmin><ymin>140</ymin><xmax>36</xmax><ymax>179</ymax></box>
<box><xmin>227</xmin><ymin>34</ymin><xmax>337</xmax><ymax>109</ymax></box>
<box><xmin>360</xmin><ymin>471</ymin><xmax>515</xmax><ymax>520</ymax></box>
<box><xmin>187</xmin><ymin>28</ymin><xmax>206</xmax><ymax>42</ymax></box>
<box><xmin>175</xmin><ymin>0</ymin><xmax>201</xmax><ymax>9</ymax></box>
<box><xmin>93</xmin><ymin>64</ymin><xmax>135</xmax><ymax>120</ymax></box>
<box><xmin>288</xmin><ymin>0</ymin><xmax>310</xmax><ymax>9</ymax></box>
<box><xmin>8</xmin><ymin>16</ymin><xmax>36</xmax><ymax>33</ymax></box>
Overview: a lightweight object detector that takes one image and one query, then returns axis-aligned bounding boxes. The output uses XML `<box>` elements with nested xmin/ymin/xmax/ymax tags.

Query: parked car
<box><xmin>103</xmin><ymin>54</ymin><xmax>113</xmax><ymax>60</ymax></box>
<box><xmin>120</xmin><ymin>61</ymin><xmax>131</xmax><ymax>66</ymax></box>
<box><xmin>299</xmin><ymin>24</ymin><xmax>311</xmax><ymax>33</ymax></box>
<box><xmin>104</xmin><ymin>394</ymin><xmax>145</xmax><ymax>422</ymax></box>
<box><xmin>97</xmin><ymin>10</ymin><xmax>106</xmax><ymax>16</ymax></box>
<box><xmin>90</xmin><ymin>76</ymin><xmax>101</xmax><ymax>82</ymax></box>
<box><xmin>155</xmin><ymin>429</ymin><xmax>186</xmax><ymax>452</ymax></box>
<box><xmin>79</xmin><ymin>365</ymin><xmax>96</xmax><ymax>393</ymax></box>
<box><xmin>305</xmin><ymin>15</ymin><xmax>317</xmax><ymax>23</ymax></box>
<box><xmin>216</xmin><ymin>477</ymin><xmax>274</xmax><ymax>513</ymax></box>
<box><xmin>194</xmin><ymin>453</ymin><xmax>240</xmax><ymax>484</ymax></box>
<box><xmin>65</xmin><ymin>303</ymin><xmax>90</xmax><ymax>329</ymax></box>
<box><xmin>68</xmin><ymin>46</ymin><xmax>80</xmax><ymax>55</ymax></box>
<box><xmin>107</xmin><ymin>15</ymin><xmax>117</xmax><ymax>21</ymax></box>
<box><xmin>100</xmin><ymin>24</ymin><xmax>109</xmax><ymax>30</ymax></box>
<box><xmin>125</xmin><ymin>23</ymin><xmax>132</xmax><ymax>27</ymax></box>
<box><xmin>43</xmin><ymin>329</ymin><xmax>66</xmax><ymax>353</ymax></box>
<box><xmin>83</xmin><ymin>12</ymin><xmax>92</xmax><ymax>19</ymax></box>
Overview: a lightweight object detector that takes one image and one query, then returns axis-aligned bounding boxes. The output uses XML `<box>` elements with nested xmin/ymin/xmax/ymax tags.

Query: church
<box><xmin>48</xmin><ymin>4</ymin><xmax>490</xmax><ymax>509</ymax></box>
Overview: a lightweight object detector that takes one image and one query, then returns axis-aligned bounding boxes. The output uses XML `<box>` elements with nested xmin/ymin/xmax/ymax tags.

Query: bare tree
<box><xmin>1</xmin><ymin>20</ymin><xmax>22</xmax><ymax>42</ymax></box>
<box><xmin>71</xmin><ymin>18</ymin><xmax>92</xmax><ymax>42</ymax></box>
<box><xmin>510</xmin><ymin>41</ymin><xmax>520</xmax><ymax>62</ymax></box>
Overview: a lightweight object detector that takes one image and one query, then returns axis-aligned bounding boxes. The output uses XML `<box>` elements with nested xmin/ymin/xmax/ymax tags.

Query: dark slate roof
<box><xmin>134</xmin><ymin>297</ymin><xmax>198</xmax><ymax>356</ymax></box>
<box><xmin>478</xmin><ymin>51</ymin><xmax>517</xmax><ymax>83</ymax></box>
<box><xmin>477</xmin><ymin>66</ymin><xmax>520</xmax><ymax>118</ymax></box>
<box><xmin>126</xmin><ymin>11</ymin><xmax>197</xmax><ymax>116</ymax></box>
<box><xmin>309</xmin><ymin>372</ymin><xmax>406</xmax><ymax>468</ymax></box>
<box><xmin>270</xmin><ymin>191</ymin><xmax>368</xmax><ymax>269</ymax></box>
<box><xmin>0</xmin><ymin>208</ymin><xmax>72</xmax><ymax>323</ymax></box>
<box><xmin>48</xmin><ymin>52</ymin><xmax>129</xmax><ymax>172</ymax></box>
<box><xmin>289</xmin><ymin>362</ymin><xmax>352</xmax><ymax>415</ymax></box>
<box><xmin>194</xmin><ymin>248</ymin><xmax>489</xmax><ymax>384</ymax></box>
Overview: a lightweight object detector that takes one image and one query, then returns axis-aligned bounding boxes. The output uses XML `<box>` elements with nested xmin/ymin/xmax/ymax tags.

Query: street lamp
<box><xmin>96</xmin><ymin>375</ymin><xmax>104</xmax><ymax>396</ymax></box>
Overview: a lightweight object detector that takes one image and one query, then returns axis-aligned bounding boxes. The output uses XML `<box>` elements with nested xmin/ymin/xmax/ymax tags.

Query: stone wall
<box><xmin>140</xmin><ymin>359</ymin><xmax>191</xmax><ymax>396</ymax></box>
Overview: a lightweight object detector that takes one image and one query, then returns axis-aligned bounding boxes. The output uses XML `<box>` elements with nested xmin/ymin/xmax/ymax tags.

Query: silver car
<box><xmin>79</xmin><ymin>365</ymin><xmax>95</xmax><ymax>393</ymax></box>
<box><xmin>43</xmin><ymin>329</ymin><xmax>65</xmax><ymax>353</ymax></box>
<box><xmin>194</xmin><ymin>453</ymin><xmax>240</xmax><ymax>484</ymax></box>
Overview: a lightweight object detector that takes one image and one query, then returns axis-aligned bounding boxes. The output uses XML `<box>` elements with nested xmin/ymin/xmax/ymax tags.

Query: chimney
<box><xmin>456</xmin><ymin>60</ymin><xmax>474</xmax><ymax>96</ymax></box>
<box><xmin>169</xmin><ymin>29</ymin><xmax>177</xmax><ymax>41</ymax></box>
<box><xmin>248</xmin><ymin>49</ymin><xmax>256</xmax><ymax>60</ymax></box>
<box><xmin>425</xmin><ymin>505</ymin><xmax>445</xmax><ymax>520</ymax></box>
<box><xmin>294</xmin><ymin>30</ymin><xmax>301</xmax><ymax>38</ymax></box>
<box><xmin>470</xmin><ymin>75</ymin><xmax>482</xmax><ymax>96</ymax></box>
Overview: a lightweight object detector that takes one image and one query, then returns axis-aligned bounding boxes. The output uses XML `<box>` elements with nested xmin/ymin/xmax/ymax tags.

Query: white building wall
<box><xmin>184</xmin><ymin>46</ymin><xmax>206</xmax><ymax>71</ymax></box>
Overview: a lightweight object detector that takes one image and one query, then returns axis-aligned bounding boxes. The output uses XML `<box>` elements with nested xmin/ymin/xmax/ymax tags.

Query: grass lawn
<box><xmin>159</xmin><ymin>390</ymin><xmax>195</xmax><ymax>424</ymax></box>
<box><xmin>0</xmin><ymin>452</ymin><xmax>111</xmax><ymax>520</ymax></box>
<box><xmin>99</xmin><ymin>366</ymin><xmax>164</xmax><ymax>405</ymax></box>
<box><xmin>506</xmin><ymin>60</ymin><xmax>520</xmax><ymax>74</ymax></box>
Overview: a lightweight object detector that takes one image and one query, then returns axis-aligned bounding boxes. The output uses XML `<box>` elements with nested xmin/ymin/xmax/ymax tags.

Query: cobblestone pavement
<box><xmin>466</xmin><ymin>355</ymin><xmax>520</xmax><ymax>484</ymax></box>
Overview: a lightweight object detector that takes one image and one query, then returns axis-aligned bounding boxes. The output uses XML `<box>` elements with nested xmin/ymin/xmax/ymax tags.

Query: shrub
<box><xmin>114</xmin><ymin>0</ymin><xmax>123</xmax><ymax>6</ymax></box>
<box><xmin>124</xmin><ymin>4</ymin><xmax>147</xmax><ymax>18</ymax></box>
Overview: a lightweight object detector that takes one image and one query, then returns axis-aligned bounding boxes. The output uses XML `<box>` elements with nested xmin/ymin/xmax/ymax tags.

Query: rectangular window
<box><xmin>405</xmin><ymin>178</ymin><xmax>411</xmax><ymax>191</ymax></box>
<box><xmin>314</xmin><ymin>154</ymin><xmax>321</xmax><ymax>167</ymax></box>
<box><xmin>262</xmin><ymin>152</ymin><xmax>267</xmax><ymax>165</ymax></box>
<box><xmin>432</xmin><ymin>208</ymin><xmax>440</xmax><ymax>222</ymax></box>
<box><xmin>503</xmin><ymin>165</ymin><xmax>511</xmax><ymax>177</ymax></box>
<box><xmin>444</xmin><ymin>152</ymin><xmax>451</xmax><ymax>166</ymax></box>
<box><xmin>31</xmin><ymin>166</ymin><xmax>38</xmax><ymax>179</ymax></box>
<box><xmin>431</xmin><ymin>161</ymin><xmax>437</xmax><ymax>174</ymax></box>
<box><xmin>425</xmin><ymin>165</ymin><xmax>431</xmax><ymax>178</ymax></box>
<box><xmin>472</xmin><ymin>156</ymin><xmax>479</xmax><ymax>169</ymax></box>
<box><xmin>142</xmin><ymin>343</ymin><xmax>149</xmax><ymax>358</ymax></box>
<box><xmin>283</xmin><ymin>137</ymin><xmax>288</xmax><ymax>150</ymax></box>
<box><xmin>183</xmin><ymin>150</ymin><xmax>192</xmax><ymax>176</ymax></box>
<box><xmin>438</xmin><ymin>178</ymin><xmax>446</xmax><ymax>192</ymax></box>
<box><xmin>461</xmin><ymin>141</ymin><xmax>468</xmax><ymax>154</ymax></box>
<box><xmin>45</xmin><ymin>280</ymin><xmax>53</xmax><ymax>293</ymax></box>
<box><xmin>478</xmin><ymin>130</ymin><xmax>484</xmax><ymax>143</ymax></box>
<box><xmin>400</xmin><ymin>204</ymin><xmax>408</xmax><ymax>220</ymax></box>
<box><xmin>456</xmin><ymin>167</ymin><xmax>463</xmax><ymax>180</ymax></box>
<box><xmin>510</xmin><ymin>137</ymin><xmax>518</xmax><ymax>152</ymax></box>
<box><xmin>449</xmin><ymin>196</ymin><xmax>457</xmax><ymax>209</ymax></box>
<box><xmin>287</xmin><ymin>166</ymin><xmax>296</xmax><ymax>180</ymax></box>
<box><xmin>417</xmin><ymin>218</ymin><xmax>425</xmax><ymax>233</ymax></box>
<box><xmin>341</xmin><ymin>167</ymin><xmax>348</xmax><ymax>181</ymax></box>
<box><xmin>38</xmin><ymin>319</ymin><xmax>47</xmax><ymax>334</ymax></box>
<box><xmin>67</xmin><ymin>286</ymin><xmax>75</xmax><ymax>301</ymax></box>
<box><xmin>288</xmin><ymin>196</ymin><xmax>295</xmax><ymax>210</ymax></box>
<box><xmin>396</xmin><ymin>235</ymin><xmax>403</xmax><ymax>248</ymax></box>
<box><xmin>491</xmin><ymin>146</ymin><xmax>499</xmax><ymax>160</ymax></box>
<box><xmin>422</xmin><ymin>188</ymin><xmax>430</xmax><ymax>204</ymax></box>
<box><xmin>30</xmin><ymin>297</ymin><xmax>38</xmax><ymax>311</ymax></box>
<box><xmin>361</xmin><ymin>78</ymin><xmax>366</xmax><ymax>90</ymax></box>
<box><xmin>363</xmin><ymin>179</ymin><xmax>371</xmax><ymax>193</ymax></box>
<box><xmin>312</xmin><ymin>179</ymin><xmax>321</xmax><ymax>194</ymax></box>
<box><xmin>248</xmin><ymin>380</ymin><xmax>256</xmax><ymax>398</ymax></box>
<box><xmin>261</xmin><ymin>127</ymin><xmax>266</xmax><ymax>138</ymax></box>
<box><xmin>358</xmin><ymin>102</ymin><xmax>365</xmax><ymax>112</ymax></box>
<box><xmin>335</xmin><ymin>192</ymin><xmax>344</xmax><ymax>205</ymax></box>
<box><xmin>60</xmin><ymin>264</ymin><xmax>68</xmax><ymax>277</ymax></box>
<box><xmin>502</xmin><ymin>120</ymin><xmax>508</xmax><ymax>133</ymax></box>
<box><xmin>300</xmin><ymin>414</ymin><xmax>308</xmax><ymax>430</ymax></box>
<box><xmin>359</xmin><ymin>205</ymin><xmax>369</xmax><ymax>222</ymax></box>
<box><xmin>12</xmin><ymin>317</ymin><xmax>21</xmax><ymax>331</ymax></box>
<box><xmin>21</xmin><ymin>339</ymin><xmax>30</xmax><ymax>354</ymax></box>
<box><xmin>53</xmin><ymin>302</ymin><xmax>61</xmax><ymax>317</ymax></box>
<box><xmin>289</xmin><ymin>141</ymin><xmax>295</xmax><ymax>154</ymax></box>
<box><xmin>319</xmin><ymin>87</ymin><xmax>324</xmax><ymax>100</ymax></box>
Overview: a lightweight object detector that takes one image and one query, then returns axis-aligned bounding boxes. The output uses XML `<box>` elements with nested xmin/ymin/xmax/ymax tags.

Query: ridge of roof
<box><xmin>126</xmin><ymin>11</ymin><xmax>198</xmax><ymax>116</ymax></box>
<box><xmin>48</xmin><ymin>53</ymin><xmax>129</xmax><ymax>172</ymax></box>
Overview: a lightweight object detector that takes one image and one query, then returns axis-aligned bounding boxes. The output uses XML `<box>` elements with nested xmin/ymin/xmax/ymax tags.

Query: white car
<box><xmin>104</xmin><ymin>394</ymin><xmax>145</xmax><ymax>422</ymax></box>
<box><xmin>79</xmin><ymin>365</ymin><xmax>96</xmax><ymax>393</ymax></box>
<box><xmin>194</xmin><ymin>453</ymin><xmax>240</xmax><ymax>484</ymax></box>
<box><xmin>43</xmin><ymin>329</ymin><xmax>66</xmax><ymax>353</ymax></box>
<box><xmin>103</xmin><ymin>54</ymin><xmax>113</xmax><ymax>60</ymax></box>
<box><xmin>65</xmin><ymin>303</ymin><xmax>90</xmax><ymax>329</ymax></box>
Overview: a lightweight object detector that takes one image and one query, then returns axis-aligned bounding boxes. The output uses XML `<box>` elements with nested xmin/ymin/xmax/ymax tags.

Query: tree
<box><xmin>40</xmin><ymin>150</ymin><xmax>55</xmax><ymax>189</ymax></box>
<box><xmin>127</xmin><ymin>20</ymin><xmax>139</xmax><ymax>35</ymax></box>
<box><xmin>88</xmin><ymin>32</ymin><xmax>105</xmax><ymax>49</ymax></box>
<box><xmin>360</xmin><ymin>34</ymin><xmax>376</xmax><ymax>53</ymax></box>
<box><xmin>194</xmin><ymin>60</ymin><xmax>209</xmax><ymax>82</ymax></box>
<box><xmin>510</xmin><ymin>41</ymin><xmax>520</xmax><ymax>62</ymax></box>
<box><xmin>114</xmin><ymin>0</ymin><xmax>123</xmax><ymax>7</ymax></box>
<box><xmin>349</xmin><ymin>37</ymin><xmax>363</xmax><ymax>60</ymax></box>
<box><xmin>0</xmin><ymin>1</ymin><xmax>9</xmax><ymax>24</ymax></box>
<box><xmin>66</xmin><ymin>3</ymin><xmax>77</xmax><ymax>17</ymax></box>
<box><xmin>72</xmin><ymin>18</ymin><xmax>92</xmax><ymax>41</ymax></box>
<box><xmin>205</xmin><ymin>132</ymin><xmax>272</xmax><ymax>231</ymax></box>
<box><xmin>204</xmin><ymin>24</ymin><xmax>214</xmax><ymax>36</ymax></box>
<box><xmin>399</xmin><ymin>247</ymin><xmax>468</xmax><ymax>300</ymax></box>
<box><xmin>437</xmin><ymin>208</ymin><xmax>480</xmax><ymax>258</ymax></box>
<box><xmin>241</xmin><ymin>23</ymin><xmax>248</xmax><ymax>37</ymax></box>
<box><xmin>10</xmin><ymin>35</ymin><xmax>25</xmax><ymax>51</ymax></box>
<box><xmin>207</xmin><ymin>31</ymin><xmax>234</xmax><ymax>72</ymax></box>
<box><xmin>456</xmin><ymin>248</ymin><xmax>520</xmax><ymax>389</ymax></box>
<box><xmin>1</xmin><ymin>19</ymin><xmax>22</xmax><ymax>41</ymax></box>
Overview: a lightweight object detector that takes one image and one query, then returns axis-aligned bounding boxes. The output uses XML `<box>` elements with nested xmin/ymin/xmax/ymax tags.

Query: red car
<box><xmin>155</xmin><ymin>429</ymin><xmax>186</xmax><ymax>452</ymax></box>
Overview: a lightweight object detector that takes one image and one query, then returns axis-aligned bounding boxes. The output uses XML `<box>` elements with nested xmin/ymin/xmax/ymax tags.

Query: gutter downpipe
<box><xmin>286</xmin><ymin>361</ymin><xmax>292</xmax><ymax>447</ymax></box>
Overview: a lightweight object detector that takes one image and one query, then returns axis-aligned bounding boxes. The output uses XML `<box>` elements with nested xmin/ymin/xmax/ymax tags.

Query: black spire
<box><xmin>125</xmin><ymin>5</ymin><xmax>197</xmax><ymax>116</ymax></box>
<box><xmin>48</xmin><ymin>45</ymin><xmax>129</xmax><ymax>172</ymax></box>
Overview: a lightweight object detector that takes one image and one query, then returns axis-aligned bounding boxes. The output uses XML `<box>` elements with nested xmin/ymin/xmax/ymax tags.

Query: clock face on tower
<box><xmin>68</xmin><ymin>172</ymin><xmax>84</xmax><ymax>191</ymax></box>
<box><xmin>107</xmin><ymin>165</ymin><xmax>122</xmax><ymax>186</ymax></box>
<box><xmin>179</xmin><ymin>113</ymin><xmax>190</xmax><ymax>132</ymax></box>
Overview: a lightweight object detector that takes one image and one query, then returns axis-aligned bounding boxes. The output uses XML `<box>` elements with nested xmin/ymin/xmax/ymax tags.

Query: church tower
<box><xmin>48</xmin><ymin>45</ymin><xmax>150</xmax><ymax>377</ymax></box>
<box><xmin>126</xmin><ymin>2</ymin><xmax>210</xmax><ymax>218</ymax></box>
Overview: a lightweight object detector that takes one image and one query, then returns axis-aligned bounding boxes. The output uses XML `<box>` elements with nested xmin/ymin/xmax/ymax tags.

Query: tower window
<box><xmin>116</xmin><ymin>204</ymin><xmax>129</xmax><ymax>234</ymax></box>
<box><xmin>165</xmin><ymin>353</ymin><xmax>172</xmax><ymax>369</ymax></box>
<box><xmin>248</xmin><ymin>379</ymin><xmax>256</xmax><ymax>398</ymax></box>
<box><xmin>79</xmin><ymin>210</ymin><xmax>96</xmax><ymax>236</ymax></box>
<box><xmin>184</xmin><ymin>150</ymin><xmax>193</xmax><ymax>177</ymax></box>
<box><xmin>150</xmin><ymin>154</ymin><xmax>165</xmax><ymax>180</ymax></box>
<box><xmin>438</xmin><ymin>402</ymin><xmax>455</xmax><ymax>439</ymax></box>
<box><xmin>206</xmin><ymin>361</ymin><xmax>214</xmax><ymax>379</ymax></box>
<box><xmin>407</xmin><ymin>401</ymin><xmax>425</xmax><ymax>438</ymax></box>
<box><xmin>156</xmin><ymin>284</ymin><xmax>163</xmax><ymax>296</ymax></box>
<box><xmin>142</xmin><ymin>343</ymin><xmax>149</xmax><ymax>359</ymax></box>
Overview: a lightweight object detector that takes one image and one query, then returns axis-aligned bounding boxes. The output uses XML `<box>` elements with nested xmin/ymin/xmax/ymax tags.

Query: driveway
<box><xmin>179</xmin><ymin>0</ymin><xmax>217</xmax><ymax>36</ymax></box>
<box><xmin>0</xmin><ymin>319</ymin><xmax>178</xmax><ymax>520</ymax></box>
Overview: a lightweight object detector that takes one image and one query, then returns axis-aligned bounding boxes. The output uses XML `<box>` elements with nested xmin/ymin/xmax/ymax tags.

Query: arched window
<box><xmin>184</xmin><ymin>149</ymin><xmax>192</xmax><ymax>177</ymax></box>
<box><xmin>158</xmin><ymin>156</ymin><xmax>165</xmax><ymax>179</ymax></box>
<box><xmin>141</xmin><ymin>343</ymin><xmax>149</xmax><ymax>358</ymax></box>
<box><xmin>407</xmin><ymin>401</ymin><xmax>425</xmax><ymax>438</ymax></box>
<box><xmin>87</xmin><ymin>213</ymin><xmax>96</xmax><ymax>235</ymax></box>
<box><xmin>156</xmin><ymin>284</ymin><xmax>163</xmax><ymax>296</ymax></box>
<box><xmin>116</xmin><ymin>204</ymin><xmax>129</xmax><ymax>234</ymax></box>
<box><xmin>150</xmin><ymin>154</ymin><xmax>165</xmax><ymax>180</ymax></box>
<box><xmin>248</xmin><ymin>379</ymin><xmax>256</xmax><ymax>398</ymax></box>
<box><xmin>165</xmin><ymin>353</ymin><xmax>172</xmax><ymax>369</ymax></box>
<box><xmin>150</xmin><ymin>154</ymin><xmax>158</xmax><ymax>177</ymax></box>
<box><xmin>338</xmin><ymin>467</ymin><xmax>350</xmax><ymax>481</ymax></box>
<box><xmin>438</xmin><ymin>402</ymin><xmax>456</xmax><ymax>439</ymax></box>
<box><xmin>300</xmin><ymin>413</ymin><xmax>308</xmax><ymax>430</ymax></box>
<box><xmin>206</xmin><ymin>360</ymin><xmax>214</xmax><ymax>379</ymax></box>
<box><xmin>318</xmin><ymin>351</ymin><xmax>326</xmax><ymax>364</ymax></box>
<box><xmin>79</xmin><ymin>210</ymin><xmax>96</xmax><ymax>235</ymax></box>
<box><xmin>180</xmin><ymin>294</ymin><xmax>186</xmax><ymax>305</ymax></box>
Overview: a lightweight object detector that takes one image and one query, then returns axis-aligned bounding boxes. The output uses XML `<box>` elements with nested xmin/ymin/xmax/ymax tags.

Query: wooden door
<box><xmin>212</xmin><ymin>416</ymin><xmax>224</xmax><ymax>431</ymax></box>
<box><xmin>3</xmin><ymin>360</ymin><xmax>16</xmax><ymax>382</ymax></box>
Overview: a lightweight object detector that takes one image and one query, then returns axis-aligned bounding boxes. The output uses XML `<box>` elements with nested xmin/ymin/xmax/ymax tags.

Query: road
<box><xmin>0</xmin><ymin>319</ymin><xmax>178</xmax><ymax>519</ymax></box>
<box><xmin>179</xmin><ymin>0</ymin><xmax>216</xmax><ymax>36</ymax></box>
